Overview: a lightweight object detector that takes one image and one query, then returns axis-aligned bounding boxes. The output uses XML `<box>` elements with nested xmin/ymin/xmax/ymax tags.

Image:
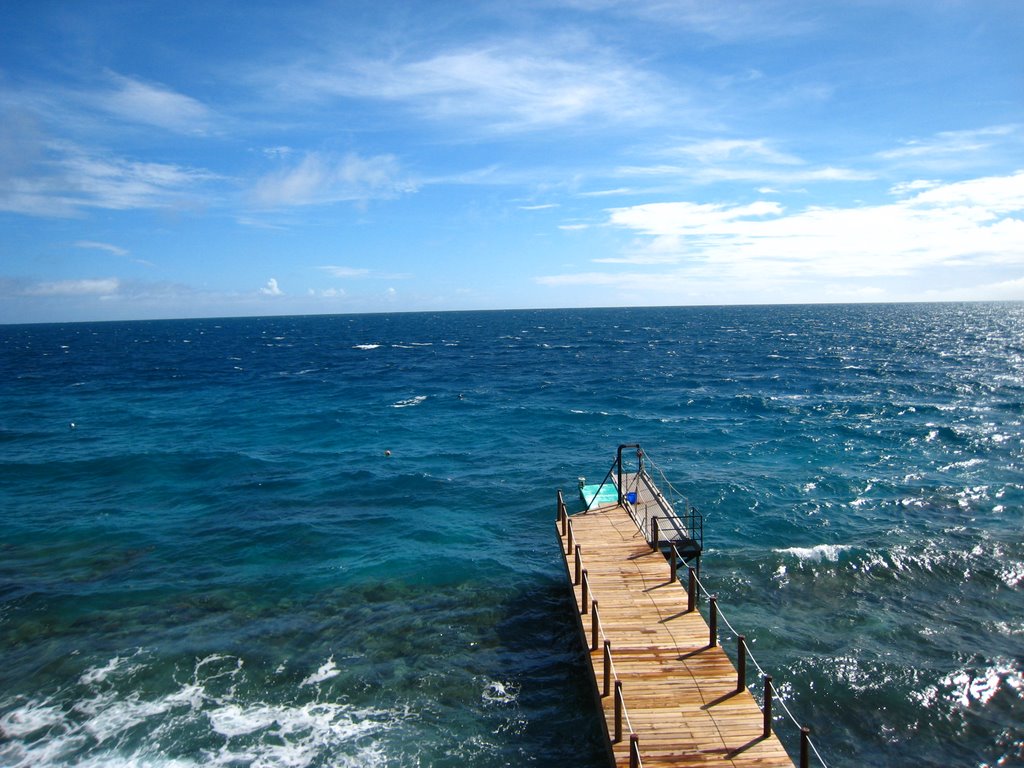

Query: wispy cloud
<box><xmin>317</xmin><ymin>265</ymin><xmax>413</xmax><ymax>280</ymax></box>
<box><xmin>23</xmin><ymin>278</ymin><xmax>120</xmax><ymax>296</ymax></box>
<box><xmin>97</xmin><ymin>73</ymin><xmax>216</xmax><ymax>135</ymax></box>
<box><xmin>319</xmin><ymin>266</ymin><xmax>371</xmax><ymax>278</ymax></box>
<box><xmin>559</xmin><ymin>0</ymin><xmax>819</xmax><ymax>41</ymax></box>
<box><xmin>0</xmin><ymin>139</ymin><xmax>220</xmax><ymax>217</ymax></box>
<box><xmin>613</xmin><ymin>134</ymin><xmax>874</xmax><ymax>188</ymax></box>
<box><xmin>876</xmin><ymin>125</ymin><xmax>1024</xmax><ymax>172</ymax></box>
<box><xmin>251</xmin><ymin>152</ymin><xmax>417</xmax><ymax>208</ymax></box>
<box><xmin>664</xmin><ymin>138</ymin><xmax>803</xmax><ymax>166</ymax></box>
<box><xmin>74</xmin><ymin>240</ymin><xmax>129</xmax><ymax>257</ymax></box>
<box><xmin>274</xmin><ymin>39</ymin><xmax>674</xmax><ymax>135</ymax></box>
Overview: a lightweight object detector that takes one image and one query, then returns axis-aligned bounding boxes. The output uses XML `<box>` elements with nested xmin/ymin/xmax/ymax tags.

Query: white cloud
<box><xmin>252</xmin><ymin>152</ymin><xmax>416</xmax><ymax>208</ymax></box>
<box><xmin>604</xmin><ymin>201</ymin><xmax>783</xmax><ymax>241</ymax></box>
<box><xmin>282</xmin><ymin>40</ymin><xmax>672</xmax><ymax>134</ymax></box>
<box><xmin>538</xmin><ymin>171</ymin><xmax>1024</xmax><ymax>289</ymax></box>
<box><xmin>616</xmin><ymin>162</ymin><xmax>874</xmax><ymax>185</ymax></box>
<box><xmin>878</xmin><ymin>126</ymin><xmax>1019</xmax><ymax>161</ymax></box>
<box><xmin>260</xmin><ymin>278</ymin><xmax>283</xmax><ymax>296</ymax></box>
<box><xmin>0</xmin><ymin>139</ymin><xmax>219</xmax><ymax>217</ymax></box>
<box><xmin>558</xmin><ymin>0</ymin><xmax>818</xmax><ymax>40</ymax></box>
<box><xmin>24</xmin><ymin>278</ymin><xmax>120</xmax><ymax>296</ymax></box>
<box><xmin>666</xmin><ymin>138</ymin><xmax>803</xmax><ymax>166</ymax></box>
<box><xmin>98</xmin><ymin>74</ymin><xmax>215</xmax><ymax>135</ymax></box>
<box><xmin>319</xmin><ymin>266</ymin><xmax>371</xmax><ymax>278</ymax></box>
<box><xmin>74</xmin><ymin>240</ymin><xmax>128</xmax><ymax>257</ymax></box>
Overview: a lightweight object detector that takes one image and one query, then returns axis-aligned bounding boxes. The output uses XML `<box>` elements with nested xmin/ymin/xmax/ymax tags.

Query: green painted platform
<box><xmin>580</xmin><ymin>482</ymin><xmax>618</xmax><ymax>509</ymax></box>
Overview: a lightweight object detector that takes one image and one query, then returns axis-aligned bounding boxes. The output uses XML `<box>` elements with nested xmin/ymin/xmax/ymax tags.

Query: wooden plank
<box><xmin>558</xmin><ymin>502</ymin><xmax>795</xmax><ymax>768</ymax></box>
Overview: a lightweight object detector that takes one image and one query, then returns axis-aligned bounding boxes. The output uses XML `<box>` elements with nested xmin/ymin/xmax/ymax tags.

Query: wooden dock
<box><xmin>557</xmin><ymin>495</ymin><xmax>796</xmax><ymax>768</ymax></box>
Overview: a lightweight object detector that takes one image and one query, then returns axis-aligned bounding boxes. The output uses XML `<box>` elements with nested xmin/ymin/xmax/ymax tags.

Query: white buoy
<box><xmin>69</xmin><ymin>422</ymin><xmax>76</xmax><ymax>430</ymax></box>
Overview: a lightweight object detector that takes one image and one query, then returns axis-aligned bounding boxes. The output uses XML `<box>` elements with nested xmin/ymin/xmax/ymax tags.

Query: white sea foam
<box><xmin>300</xmin><ymin>656</ymin><xmax>340</xmax><ymax>686</ymax></box>
<box><xmin>0</xmin><ymin>652</ymin><xmax>401</xmax><ymax>768</ymax></box>
<box><xmin>481</xmin><ymin>680</ymin><xmax>519</xmax><ymax>706</ymax></box>
<box><xmin>353</xmin><ymin>344</ymin><xmax>381</xmax><ymax>350</ymax></box>
<box><xmin>0</xmin><ymin>699</ymin><xmax>66</xmax><ymax>738</ymax></box>
<box><xmin>774</xmin><ymin>544</ymin><xmax>852</xmax><ymax>562</ymax></box>
<box><xmin>997</xmin><ymin>561</ymin><xmax>1024</xmax><ymax>588</ymax></box>
<box><xmin>79</xmin><ymin>656</ymin><xmax>128</xmax><ymax>686</ymax></box>
<box><xmin>392</xmin><ymin>395</ymin><xmax>427</xmax><ymax>408</ymax></box>
<box><xmin>916</xmin><ymin>660</ymin><xmax>1024</xmax><ymax>709</ymax></box>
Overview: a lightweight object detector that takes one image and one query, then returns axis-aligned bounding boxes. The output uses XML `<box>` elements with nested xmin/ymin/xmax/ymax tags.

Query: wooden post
<box><xmin>629</xmin><ymin>733</ymin><xmax>640</xmax><ymax>768</ymax></box>
<box><xmin>737</xmin><ymin>635</ymin><xmax>747</xmax><ymax>693</ymax></box>
<box><xmin>603</xmin><ymin>640</ymin><xmax>611</xmax><ymax>697</ymax></box>
<box><xmin>650</xmin><ymin>516</ymin><xmax>659</xmax><ymax>551</ymax></box>
<box><xmin>567</xmin><ymin>519</ymin><xmax>574</xmax><ymax>556</ymax></box>
<box><xmin>614</xmin><ymin>680</ymin><xmax>623</xmax><ymax>742</ymax></box>
<box><xmin>763</xmin><ymin>675</ymin><xmax>773</xmax><ymax>738</ymax></box>
<box><xmin>670</xmin><ymin>543</ymin><xmax>678</xmax><ymax>582</ymax></box>
<box><xmin>581</xmin><ymin>570</ymin><xmax>589</xmax><ymax>614</ymax></box>
<box><xmin>800</xmin><ymin>726</ymin><xmax>811</xmax><ymax>768</ymax></box>
<box><xmin>591</xmin><ymin>600</ymin><xmax>599</xmax><ymax>651</ymax></box>
<box><xmin>709</xmin><ymin>595</ymin><xmax>718</xmax><ymax>647</ymax></box>
<box><xmin>687</xmin><ymin>567</ymin><xmax>696</xmax><ymax>612</ymax></box>
<box><xmin>574</xmin><ymin>545</ymin><xmax>582</xmax><ymax>585</ymax></box>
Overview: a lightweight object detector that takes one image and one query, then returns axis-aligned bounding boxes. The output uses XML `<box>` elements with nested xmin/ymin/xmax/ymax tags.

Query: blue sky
<box><xmin>1</xmin><ymin>0</ymin><xmax>1022</xmax><ymax>323</ymax></box>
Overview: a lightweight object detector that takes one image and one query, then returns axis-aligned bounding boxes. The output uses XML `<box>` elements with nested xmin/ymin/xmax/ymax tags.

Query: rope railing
<box><xmin>686</xmin><ymin>564</ymin><xmax>828</xmax><ymax>768</ymax></box>
<box><xmin>560</xmin><ymin>489</ymin><xmax>826</xmax><ymax>768</ymax></box>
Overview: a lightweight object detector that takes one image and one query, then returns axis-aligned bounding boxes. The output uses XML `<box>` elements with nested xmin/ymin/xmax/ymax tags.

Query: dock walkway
<box><xmin>558</xmin><ymin>497</ymin><xmax>795</xmax><ymax>768</ymax></box>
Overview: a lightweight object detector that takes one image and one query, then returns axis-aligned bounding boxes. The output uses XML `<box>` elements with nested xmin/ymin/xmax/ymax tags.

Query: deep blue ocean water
<box><xmin>1</xmin><ymin>303</ymin><xmax>1022</xmax><ymax>767</ymax></box>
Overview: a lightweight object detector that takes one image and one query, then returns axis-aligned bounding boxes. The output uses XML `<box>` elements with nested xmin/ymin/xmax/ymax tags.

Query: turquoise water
<box><xmin>1</xmin><ymin>304</ymin><xmax>1022</xmax><ymax>767</ymax></box>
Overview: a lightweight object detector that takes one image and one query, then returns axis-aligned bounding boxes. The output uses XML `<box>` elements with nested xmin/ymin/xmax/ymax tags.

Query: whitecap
<box><xmin>353</xmin><ymin>344</ymin><xmax>381</xmax><ymax>350</ymax></box>
<box><xmin>392</xmin><ymin>395</ymin><xmax>427</xmax><ymax>408</ymax></box>
<box><xmin>79</xmin><ymin>655</ymin><xmax>133</xmax><ymax>686</ymax></box>
<box><xmin>774</xmin><ymin>544</ymin><xmax>852</xmax><ymax>562</ymax></box>
<box><xmin>301</xmin><ymin>656</ymin><xmax>341</xmax><ymax>687</ymax></box>
<box><xmin>0</xmin><ymin>654</ymin><xmax>401</xmax><ymax>768</ymax></box>
<box><xmin>0</xmin><ymin>699</ymin><xmax>66</xmax><ymax>738</ymax></box>
<box><xmin>481</xmin><ymin>680</ymin><xmax>519</xmax><ymax>705</ymax></box>
<box><xmin>997</xmin><ymin>561</ymin><xmax>1024</xmax><ymax>588</ymax></box>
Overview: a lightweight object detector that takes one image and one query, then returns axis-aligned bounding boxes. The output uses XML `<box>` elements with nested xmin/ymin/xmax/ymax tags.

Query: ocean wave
<box><xmin>0</xmin><ymin>652</ymin><xmax>400</xmax><ymax>768</ymax></box>
<box><xmin>353</xmin><ymin>344</ymin><xmax>381</xmax><ymax>350</ymax></box>
<box><xmin>480</xmin><ymin>679</ymin><xmax>519</xmax><ymax>706</ymax></box>
<box><xmin>300</xmin><ymin>656</ymin><xmax>341</xmax><ymax>687</ymax></box>
<box><xmin>915</xmin><ymin>659</ymin><xmax>1024</xmax><ymax>710</ymax></box>
<box><xmin>392</xmin><ymin>395</ymin><xmax>427</xmax><ymax>408</ymax></box>
<box><xmin>774</xmin><ymin>544</ymin><xmax>853</xmax><ymax>562</ymax></box>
